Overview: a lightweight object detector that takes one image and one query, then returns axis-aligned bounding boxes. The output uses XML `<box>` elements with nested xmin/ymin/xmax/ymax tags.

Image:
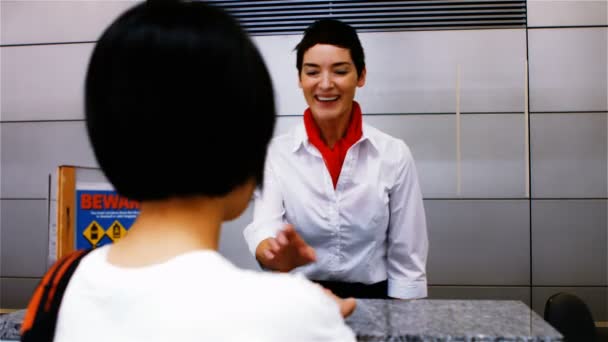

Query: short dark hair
<box><xmin>295</xmin><ymin>19</ymin><xmax>365</xmax><ymax>77</ymax></box>
<box><xmin>85</xmin><ymin>0</ymin><xmax>276</xmax><ymax>201</ymax></box>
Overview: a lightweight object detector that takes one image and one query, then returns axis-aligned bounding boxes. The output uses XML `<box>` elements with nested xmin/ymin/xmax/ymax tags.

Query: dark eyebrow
<box><xmin>302</xmin><ymin>62</ymin><xmax>352</xmax><ymax>68</ymax></box>
<box><xmin>331</xmin><ymin>62</ymin><xmax>351</xmax><ymax>68</ymax></box>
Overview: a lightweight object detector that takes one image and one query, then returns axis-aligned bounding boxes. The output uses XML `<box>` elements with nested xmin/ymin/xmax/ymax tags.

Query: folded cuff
<box><xmin>388</xmin><ymin>278</ymin><xmax>428</xmax><ymax>299</ymax></box>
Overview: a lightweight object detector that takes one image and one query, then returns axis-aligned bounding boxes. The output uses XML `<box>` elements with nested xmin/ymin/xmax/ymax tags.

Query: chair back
<box><xmin>544</xmin><ymin>292</ymin><xmax>597</xmax><ymax>342</ymax></box>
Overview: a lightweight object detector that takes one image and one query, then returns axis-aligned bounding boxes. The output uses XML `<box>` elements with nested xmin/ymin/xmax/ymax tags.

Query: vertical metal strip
<box><xmin>456</xmin><ymin>64</ymin><xmax>462</xmax><ymax>197</ymax></box>
<box><xmin>524</xmin><ymin>60</ymin><xmax>530</xmax><ymax>198</ymax></box>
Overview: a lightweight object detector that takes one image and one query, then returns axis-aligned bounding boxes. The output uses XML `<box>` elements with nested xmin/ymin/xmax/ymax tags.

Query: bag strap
<box><xmin>21</xmin><ymin>248</ymin><xmax>93</xmax><ymax>342</ymax></box>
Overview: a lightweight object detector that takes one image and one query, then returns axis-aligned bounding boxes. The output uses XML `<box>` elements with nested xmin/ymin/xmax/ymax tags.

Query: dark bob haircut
<box><xmin>85</xmin><ymin>0</ymin><xmax>276</xmax><ymax>201</ymax></box>
<box><xmin>295</xmin><ymin>19</ymin><xmax>365</xmax><ymax>77</ymax></box>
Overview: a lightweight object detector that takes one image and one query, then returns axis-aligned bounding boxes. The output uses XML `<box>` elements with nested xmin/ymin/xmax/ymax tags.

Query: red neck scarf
<box><xmin>304</xmin><ymin>101</ymin><xmax>363</xmax><ymax>189</ymax></box>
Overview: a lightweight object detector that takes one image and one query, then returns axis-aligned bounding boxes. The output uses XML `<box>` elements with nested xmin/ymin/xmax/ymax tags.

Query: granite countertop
<box><xmin>1</xmin><ymin>300</ymin><xmax>562</xmax><ymax>341</ymax></box>
<box><xmin>345</xmin><ymin>299</ymin><xmax>563</xmax><ymax>342</ymax></box>
<box><xmin>0</xmin><ymin>310</ymin><xmax>23</xmax><ymax>341</ymax></box>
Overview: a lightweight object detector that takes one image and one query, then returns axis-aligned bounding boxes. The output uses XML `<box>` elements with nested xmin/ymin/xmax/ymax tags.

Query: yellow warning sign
<box><xmin>82</xmin><ymin>221</ymin><xmax>105</xmax><ymax>247</ymax></box>
<box><xmin>106</xmin><ymin>220</ymin><xmax>128</xmax><ymax>242</ymax></box>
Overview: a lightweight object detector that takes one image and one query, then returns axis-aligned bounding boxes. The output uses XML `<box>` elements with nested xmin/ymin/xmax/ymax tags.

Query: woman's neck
<box><xmin>107</xmin><ymin>197</ymin><xmax>223</xmax><ymax>267</ymax></box>
<box><xmin>316</xmin><ymin>107</ymin><xmax>352</xmax><ymax>149</ymax></box>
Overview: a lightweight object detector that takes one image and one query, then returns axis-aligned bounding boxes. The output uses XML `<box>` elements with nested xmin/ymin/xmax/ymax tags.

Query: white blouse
<box><xmin>244</xmin><ymin>122</ymin><xmax>428</xmax><ymax>299</ymax></box>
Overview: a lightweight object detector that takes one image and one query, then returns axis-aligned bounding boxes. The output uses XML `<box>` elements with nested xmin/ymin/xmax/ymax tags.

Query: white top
<box><xmin>244</xmin><ymin>123</ymin><xmax>429</xmax><ymax>299</ymax></box>
<box><xmin>54</xmin><ymin>245</ymin><xmax>356</xmax><ymax>342</ymax></box>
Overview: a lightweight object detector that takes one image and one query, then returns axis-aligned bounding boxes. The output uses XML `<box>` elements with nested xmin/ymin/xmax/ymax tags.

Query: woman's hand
<box><xmin>255</xmin><ymin>224</ymin><xmax>316</xmax><ymax>272</ymax></box>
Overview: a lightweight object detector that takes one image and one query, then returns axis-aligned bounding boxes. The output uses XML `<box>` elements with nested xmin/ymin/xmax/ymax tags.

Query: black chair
<box><xmin>544</xmin><ymin>292</ymin><xmax>597</xmax><ymax>342</ymax></box>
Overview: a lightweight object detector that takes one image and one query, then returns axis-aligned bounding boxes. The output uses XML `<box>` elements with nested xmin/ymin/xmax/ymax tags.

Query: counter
<box><xmin>1</xmin><ymin>299</ymin><xmax>562</xmax><ymax>341</ymax></box>
<box><xmin>346</xmin><ymin>299</ymin><xmax>563</xmax><ymax>341</ymax></box>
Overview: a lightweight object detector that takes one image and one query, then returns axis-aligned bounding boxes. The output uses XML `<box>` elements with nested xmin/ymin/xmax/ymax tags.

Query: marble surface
<box><xmin>0</xmin><ymin>310</ymin><xmax>23</xmax><ymax>340</ymax></box>
<box><xmin>345</xmin><ymin>299</ymin><xmax>563</xmax><ymax>341</ymax></box>
<box><xmin>1</xmin><ymin>300</ymin><xmax>563</xmax><ymax>341</ymax></box>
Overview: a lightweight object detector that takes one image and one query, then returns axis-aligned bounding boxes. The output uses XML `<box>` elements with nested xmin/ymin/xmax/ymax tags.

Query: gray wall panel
<box><xmin>0</xmin><ymin>1</ymin><xmax>137</xmax><ymax>45</ymax></box>
<box><xmin>358</xmin><ymin>30</ymin><xmax>526</xmax><ymax>114</ymax></box>
<box><xmin>461</xmin><ymin>114</ymin><xmax>526</xmax><ymax>198</ymax></box>
<box><xmin>527</xmin><ymin>0</ymin><xmax>608</xmax><ymax>27</ymax></box>
<box><xmin>532</xmin><ymin>287</ymin><xmax>608</xmax><ymax>322</ymax></box>
<box><xmin>273</xmin><ymin>116</ymin><xmax>301</xmax><ymax>136</ymax></box>
<box><xmin>0</xmin><ymin>277</ymin><xmax>39</xmax><ymax>309</ymax></box>
<box><xmin>429</xmin><ymin>286</ymin><xmax>531</xmax><ymax>306</ymax></box>
<box><xmin>0</xmin><ymin>200</ymin><xmax>48</xmax><ymax>278</ymax></box>
<box><xmin>365</xmin><ymin>115</ymin><xmax>456</xmax><ymax>198</ymax></box>
<box><xmin>531</xmin><ymin>113</ymin><xmax>608</xmax><ymax>198</ymax></box>
<box><xmin>218</xmin><ymin>205</ymin><xmax>260</xmax><ymax>271</ymax></box>
<box><xmin>0</xmin><ymin>121</ymin><xmax>97</xmax><ymax>198</ymax></box>
<box><xmin>1</xmin><ymin>44</ymin><xmax>94</xmax><ymax>121</ymax></box>
<box><xmin>529</xmin><ymin>28</ymin><xmax>608</xmax><ymax>112</ymax></box>
<box><xmin>532</xmin><ymin>200</ymin><xmax>607</xmax><ymax>286</ymax></box>
<box><xmin>425</xmin><ymin>200</ymin><xmax>530</xmax><ymax>285</ymax></box>
<box><xmin>251</xmin><ymin>35</ymin><xmax>307</xmax><ymax>117</ymax></box>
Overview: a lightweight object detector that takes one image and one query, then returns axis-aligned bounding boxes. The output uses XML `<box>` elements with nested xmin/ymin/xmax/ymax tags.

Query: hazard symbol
<box><xmin>83</xmin><ymin>221</ymin><xmax>104</xmax><ymax>247</ymax></box>
<box><xmin>106</xmin><ymin>220</ymin><xmax>128</xmax><ymax>242</ymax></box>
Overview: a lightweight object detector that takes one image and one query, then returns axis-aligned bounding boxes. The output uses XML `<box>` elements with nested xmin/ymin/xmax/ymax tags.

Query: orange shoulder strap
<box><xmin>21</xmin><ymin>248</ymin><xmax>93</xmax><ymax>342</ymax></box>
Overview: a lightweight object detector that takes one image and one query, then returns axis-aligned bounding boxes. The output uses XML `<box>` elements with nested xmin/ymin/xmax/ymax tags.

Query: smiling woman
<box><xmin>299</xmin><ymin>44</ymin><xmax>366</xmax><ymax>148</ymax></box>
<box><xmin>243</xmin><ymin>19</ymin><xmax>430</xmax><ymax>300</ymax></box>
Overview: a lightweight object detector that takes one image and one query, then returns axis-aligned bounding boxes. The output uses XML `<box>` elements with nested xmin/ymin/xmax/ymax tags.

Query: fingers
<box><xmin>257</xmin><ymin>225</ymin><xmax>315</xmax><ymax>272</ymax></box>
<box><xmin>281</xmin><ymin>224</ymin><xmax>297</xmax><ymax>237</ymax></box>
<box><xmin>282</xmin><ymin>224</ymin><xmax>310</xmax><ymax>249</ymax></box>
<box><xmin>267</xmin><ymin>238</ymin><xmax>280</xmax><ymax>253</ymax></box>
<box><xmin>256</xmin><ymin>238</ymin><xmax>279</xmax><ymax>264</ymax></box>
<box><xmin>276</xmin><ymin>231</ymin><xmax>289</xmax><ymax>247</ymax></box>
<box><xmin>280</xmin><ymin>224</ymin><xmax>316</xmax><ymax>264</ymax></box>
<box><xmin>263</xmin><ymin>248</ymin><xmax>275</xmax><ymax>260</ymax></box>
<box><xmin>299</xmin><ymin>245</ymin><xmax>317</xmax><ymax>262</ymax></box>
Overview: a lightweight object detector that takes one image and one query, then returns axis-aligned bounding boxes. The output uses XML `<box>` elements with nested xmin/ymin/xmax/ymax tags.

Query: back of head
<box><xmin>295</xmin><ymin>19</ymin><xmax>365</xmax><ymax>77</ymax></box>
<box><xmin>85</xmin><ymin>0</ymin><xmax>275</xmax><ymax>201</ymax></box>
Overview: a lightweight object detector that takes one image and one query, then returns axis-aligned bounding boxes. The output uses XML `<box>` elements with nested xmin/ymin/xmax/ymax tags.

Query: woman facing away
<box><xmin>22</xmin><ymin>2</ymin><xmax>356</xmax><ymax>341</ymax></box>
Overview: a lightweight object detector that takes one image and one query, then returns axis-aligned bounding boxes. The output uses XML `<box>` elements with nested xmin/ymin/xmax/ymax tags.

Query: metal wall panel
<box><xmin>1</xmin><ymin>43</ymin><xmax>94</xmax><ymax>121</ymax></box>
<box><xmin>527</xmin><ymin>0</ymin><xmax>608</xmax><ymax>27</ymax></box>
<box><xmin>532</xmin><ymin>200</ymin><xmax>607</xmax><ymax>286</ymax></box>
<box><xmin>425</xmin><ymin>200</ymin><xmax>530</xmax><ymax>285</ymax></box>
<box><xmin>531</xmin><ymin>113</ymin><xmax>608</xmax><ymax>198</ymax></box>
<box><xmin>0</xmin><ymin>1</ymin><xmax>137</xmax><ymax>45</ymax></box>
<box><xmin>529</xmin><ymin>28</ymin><xmax>608</xmax><ymax>112</ymax></box>
<box><xmin>0</xmin><ymin>121</ymin><xmax>97</xmax><ymax>198</ymax></box>
<box><xmin>0</xmin><ymin>278</ymin><xmax>39</xmax><ymax>309</ymax></box>
<box><xmin>0</xmin><ymin>200</ymin><xmax>49</xmax><ymax>278</ymax></box>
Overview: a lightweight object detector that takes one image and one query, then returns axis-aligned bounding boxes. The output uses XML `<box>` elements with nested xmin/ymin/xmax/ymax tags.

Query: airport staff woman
<box><xmin>244</xmin><ymin>19</ymin><xmax>428</xmax><ymax>300</ymax></box>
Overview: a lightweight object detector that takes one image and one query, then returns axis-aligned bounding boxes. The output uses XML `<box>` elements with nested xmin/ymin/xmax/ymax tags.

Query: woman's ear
<box><xmin>357</xmin><ymin>67</ymin><xmax>367</xmax><ymax>87</ymax></box>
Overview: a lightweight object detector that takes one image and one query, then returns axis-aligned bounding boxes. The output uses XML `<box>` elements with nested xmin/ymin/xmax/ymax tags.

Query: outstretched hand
<box><xmin>255</xmin><ymin>224</ymin><xmax>316</xmax><ymax>273</ymax></box>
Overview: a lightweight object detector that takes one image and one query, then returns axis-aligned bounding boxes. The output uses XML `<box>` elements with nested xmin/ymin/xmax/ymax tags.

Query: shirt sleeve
<box><xmin>386</xmin><ymin>143</ymin><xmax>429</xmax><ymax>299</ymax></box>
<box><xmin>243</xmin><ymin>156</ymin><xmax>286</xmax><ymax>256</ymax></box>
